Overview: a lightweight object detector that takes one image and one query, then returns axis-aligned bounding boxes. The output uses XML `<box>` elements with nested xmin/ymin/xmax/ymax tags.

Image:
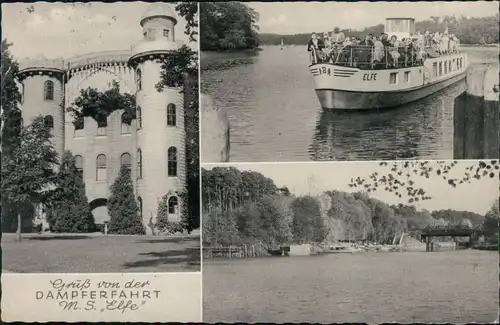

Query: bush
<box><xmin>155</xmin><ymin>193</ymin><xmax>184</xmax><ymax>235</ymax></box>
<box><xmin>156</xmin><ymin>220</ymin><xmax>184</xmax><ymax>235</ymax></box>
<box><xmin>107</xmin><ymin>166</ymin><xmax>145</xmax><ymax>235</ymax></box>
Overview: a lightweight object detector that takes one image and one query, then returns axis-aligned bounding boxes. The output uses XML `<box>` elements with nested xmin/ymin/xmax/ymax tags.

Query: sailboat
<box><xmin>280</xmin><ymin>39</ymin><xmax>284</xmax><ymax>50</ymax></box>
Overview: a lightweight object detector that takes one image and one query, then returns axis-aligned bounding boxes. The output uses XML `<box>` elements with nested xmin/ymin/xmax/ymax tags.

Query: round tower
<box><xmin>17</xmin><ymin>56</ymin><xmax>66</xmax><ymax>161</ymax></box>
<box><xmin>129</xmin><ymin>3</ymin><xmax>186</xmax><ymax>231</ymax></box>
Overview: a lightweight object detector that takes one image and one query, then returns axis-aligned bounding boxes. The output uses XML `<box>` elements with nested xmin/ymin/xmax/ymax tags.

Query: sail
<box><xmin>281</xmin><ymin>39</ymin><xmax>284</xmax><ymax>46</ymax></box>
<box><xmin>444</xmin><ymin>26</ymin><xmax>449</xmax><ymax>34</ymax></box>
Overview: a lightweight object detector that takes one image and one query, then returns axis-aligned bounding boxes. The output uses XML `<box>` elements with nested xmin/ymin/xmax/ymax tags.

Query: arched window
<box><xmin>120</xmin><ymin>153</ymin><xmax>132</xmax><ymax>171</ymax></box>
<box><xmin>137</xmin><ymin>106</ymin><xmax>142</xmax><ymax>129</ymax></box>
<box><xmin>97</xmin><ymin>116</ymin><xmax>107</xmax><ymax>136</ymax></box>
<box><xmin>168</xmin><ymin>196</ymin><xmax>179</xmax><ymax>214</ymax></box>
<box><xmin>137</xmin><ymin>149</ymin><xmax>142</xmax><ymax>179</ymax></box>
<box><xmin>136</xmin><ymin>68</ymin><xmax>142</xmax><ymax>91</ymax></box>
<box><xmin>138</xmin><ymin>197</ymin><xmax>143</xmax><ymax>217</ymax></box>
<box><xmin>44</xmin><ymin>80</ymin><xmax>54</xmax><ymax>101</ymax></box>
<box><xmin>44</xmin><ymin>115</ymin><xmax>54</xmax><ymax>136</ymax></box>
<box><xmin>167</xmin><ymin>103</ymin><xmax>176</xmax><ymax>127</ymax></box>
<box><xmin>75</xmin><ymin>155</ymin><xmax>84</xmax><ymax>178</ymax></box>
<box><xmin>167</xmin><ymin>146</ymin><xmax>177</xmax><ymax>177</ymax></box>
<box><xmin>121</xmin><ymin>113</ymin><xmax>131</xmax><ymax>134</ymax></box>
<box><xmin>96</xmin><ymin>154</ymin><xmax>107</xmax><ymax>181</ymax></box>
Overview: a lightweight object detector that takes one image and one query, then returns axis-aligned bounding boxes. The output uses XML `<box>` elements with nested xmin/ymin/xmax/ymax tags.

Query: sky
<box><xmin>250</xmin><ymin>1</ymin><xmax>499</xmax><ymax>34</ymax></box>
<box><xmin>1</xmin><ymin>2</ymin><xmax>193</xmax><ymax>60</ymax></box>
<box><xmin>203</xmin><ymin>161</ymin><xmax>499</xmax><ymax>215</ymax></box>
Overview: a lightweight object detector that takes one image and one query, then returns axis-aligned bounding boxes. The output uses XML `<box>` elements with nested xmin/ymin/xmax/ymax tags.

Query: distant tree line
<box><xmin>260</xmin><ymin>14</ymin><xmax>500</xmax><ymax>46</ymax></box>
<box><xmin>200</xmin><ymin>2</ymin><xmax>260</xmax><ymax>51</ymax></box>
<box><xmin>202</xmin><ymin>167</ymin><xmax>497</xmax><ymax>250</ymax></box>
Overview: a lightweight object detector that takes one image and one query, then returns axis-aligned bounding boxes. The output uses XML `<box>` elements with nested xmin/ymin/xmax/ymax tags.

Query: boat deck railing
<box><xmin>309</xmin><ymin>44</ymin><xmax>461</xmax><ymax>70</ymax></box>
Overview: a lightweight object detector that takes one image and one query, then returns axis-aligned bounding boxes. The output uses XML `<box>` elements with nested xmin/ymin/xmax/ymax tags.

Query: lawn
<box><xmin>2</xmin><ymin>233</ymin><xmax>201</xmax><ymax>273</ymax></box>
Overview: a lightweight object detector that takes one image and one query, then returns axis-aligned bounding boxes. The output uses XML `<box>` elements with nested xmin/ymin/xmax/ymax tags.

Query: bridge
<box><xmin>420</xmin><ymin>225</ymin><xmax>484</xmax><ymax>252</ymax></box>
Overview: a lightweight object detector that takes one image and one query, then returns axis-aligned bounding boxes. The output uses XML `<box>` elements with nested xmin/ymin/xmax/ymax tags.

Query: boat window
<box><xmin>389</xmin><ymin>72</ymin><xmax>398</xmax><ymax>85</ymax></box>
<box><xmin>404</xmin><ymin>71</ymin><xmax>411</xmax><ymax>83</ymax></box>
<box><xmin>439</xmin><ymin>62</ymin><xmax>443</xmax><ymax>77</ymax></box>
<box><xmin>433</xmin><ymin>63</ymin><xmax>437</xmax><ymax>77</ymax></box>
<box><xmin>444</xmin><ymin>62</ymin><xmax>448</xmax><ymax>74</ymax></box>
<box><xmin>448</xmin><ymin>61</ymin><xmax>452</xmax><ymax>73</ymax></box>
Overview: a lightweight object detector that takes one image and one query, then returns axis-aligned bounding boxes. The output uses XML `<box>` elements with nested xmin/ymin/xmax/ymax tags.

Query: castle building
<box><xmin>16</xmin><ymin>3</ymin><xmax>186</xmax><ymax>233</ymax></box>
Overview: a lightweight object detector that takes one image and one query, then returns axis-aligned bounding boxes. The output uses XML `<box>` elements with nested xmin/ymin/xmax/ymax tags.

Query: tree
<box><xmin>200</xmin><ymin>2</ymin><xmax>260</xmax><ymax>51</ymax></box>
<box><xmin>107</xmin><ymin>165</ymin><xmax>145</xmax><ymax>235</ymax></box>
<box><xmin>1</xmin><ymin>116</ymin><xmax>58</xmax><ymax>241</ymax></box>
<box><xmin>483</xmin><ymin>201</ymin><xmax>499</xmax><ymax>239</ymax></box>
<box><xmin>46</xmin><ymin>151</ymin><xmax>95</xmax><ymax>233</ymax></box>
<box><xmin>175</xmin><ymin>2</ymin><xmax>198</xmax><ymax>42</ymax></box>
<box><xmin>1</xmin><ymin>39</ymin><xmax>23</xmax><ymax>232</ymax></box>
<box><xmin>291</xmin><ymin>196</ymin><xmax>326</xmax><ymax>244</ymax></box>
<box><xmin>66</xmin><ymin>80</ymin><xmax>136</xmax><ymax>125</ymax></box>
<box><xmin>349</xmin><ymin>160</ymin><xmax>498</xmax><ymax>204</ymax></box>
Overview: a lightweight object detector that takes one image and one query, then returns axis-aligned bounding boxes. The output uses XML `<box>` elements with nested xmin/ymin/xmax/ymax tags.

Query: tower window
<box><xmin>121</xmin><ymin>113</ymin><xmax>131</xmax><ymax>134</ymax></box>
<box><xmin>136</xmin><ymin>68</ymin><xmax>142</xmax><ymax>91</ymax></box>
<box><xmin>75</xmin><ymin>155</ymin><xmax>84</xmax><ymax>178</ymax></box>
<box><xmin>167</xmin><ymin>103</ymin><xmax>176</xmax><ymax>127</ymax></box>
<box><xmin>137</xmin><ymin>106</ymin><xmax>142</xmax><ymax>129</ymax></box>
<box><xmin>167</xmin><ymin>146</ymin><xmax>177</xmax><ymax>177</ymax></box>
<box><xmin>168</xmin><ymin>196</ymin><xmax>179</xmax><ymax>215</ymax></box>
<box><xmin>96</xmin><ymin>154</ymin><xmax>107</xmax><ymax>181</ymax></box>
<box><xmin>163</xmin><ymin>29</ymin><xmax>170</xmax><ymax>39</ymax></box>
<box><xmin>138</xmin><ymin>197</ymin><xmax>143</xmax><ymax>218</ymax></box>
<box><xmin>44</xmin><ymin>115</ymin><xmax>54</xmax><ymax>136</ymax></box>
<box><xmin>137</xmin><ymin>148</ymin><xmax>142</xmax><ymax>179</ymax></box>
<box><xmin>97</xmin><ymin>116</ymin><xmax>107</xmax><ymax>136</ymax></box>
<box><xmin>120</xmin><ymin>152</ymin><xmax>132</xmax><ymax>171</ymax></box>
<box><xmin>44</xmin><ymin>80</ymin><xmax>54</xmax><ymax>101</ymax></box>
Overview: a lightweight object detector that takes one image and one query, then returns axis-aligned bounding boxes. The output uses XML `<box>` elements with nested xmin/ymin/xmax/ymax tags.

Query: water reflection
<box><xmin>309</xmin><ymin>80</ymin><xmax>466</xmax><ymax>160</ymax></box>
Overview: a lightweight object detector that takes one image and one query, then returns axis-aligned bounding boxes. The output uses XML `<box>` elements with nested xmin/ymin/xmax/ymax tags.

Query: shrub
<box><xmin>107</xmin><ymin>166</ymin><xmax>145</xmax><ymax>235</ymax></box>
<box><xmin>47</xmin><ymin>152</ymin><xmax>96</xmax><ymax>233</ymax></box>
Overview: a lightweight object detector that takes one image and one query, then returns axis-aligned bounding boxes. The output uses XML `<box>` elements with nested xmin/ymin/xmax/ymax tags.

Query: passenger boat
<box><xmin>309</xmin><ymin>18</ymin><xmax>468</xmax><ymax>109</ymax></box>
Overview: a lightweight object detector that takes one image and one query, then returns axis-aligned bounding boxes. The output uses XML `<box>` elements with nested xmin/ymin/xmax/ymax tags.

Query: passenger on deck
<box><xmin>381</xmin><ymin>33</ymin><xmax>392</xmax><ymax>47</ymax></box>
<box><xmin>441</xmin><ymin>33</ymin><xmax>450</xmax><ymax>54</ymax></box>
<box><xmin>307</xmin><ymin>32</ymin><xmax>325</xmax><ymax>62</ymax></box>
<box><xmin>372</xmin><ymin>38</ymin><xmax>385</xmax><ymax>69</ymax></box>
<box><xmin>331</xmin><ymin>27</ymin><xmax>346</xmax><ymax>46</ymax></box>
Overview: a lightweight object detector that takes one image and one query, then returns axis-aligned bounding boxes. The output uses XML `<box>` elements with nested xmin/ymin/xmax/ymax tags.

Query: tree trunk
<box><xmin>16</xmin><ymin>212</ymin><xmax>22</xmax><ymax>242</ymax></box>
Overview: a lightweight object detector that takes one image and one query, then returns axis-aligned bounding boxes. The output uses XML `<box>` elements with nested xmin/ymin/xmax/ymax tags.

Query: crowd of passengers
<box><xmin>307</xmin><ymin>27</ymin><xmax>461</xmax><ymax>69</ymax></box>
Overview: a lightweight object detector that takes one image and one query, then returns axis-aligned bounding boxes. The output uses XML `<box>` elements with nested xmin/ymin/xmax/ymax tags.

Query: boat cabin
<box><xmin>385</xmin><ymin>18</ymin><xmax>415</xmax><ymax>41</ymax></box>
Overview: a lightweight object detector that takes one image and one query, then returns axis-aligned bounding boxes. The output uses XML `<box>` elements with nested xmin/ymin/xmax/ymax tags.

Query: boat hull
<box><xmin>316</xmin><ymin>71</ymin><xmax>466</xmax><ymax>110</ymax></box>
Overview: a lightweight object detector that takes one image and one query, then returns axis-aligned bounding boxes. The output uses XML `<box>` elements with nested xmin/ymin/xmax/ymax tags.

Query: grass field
<box><xmin>2</xmin><ymin>233</ymin><xmax>200</xmax><ymax>273</ymax></box>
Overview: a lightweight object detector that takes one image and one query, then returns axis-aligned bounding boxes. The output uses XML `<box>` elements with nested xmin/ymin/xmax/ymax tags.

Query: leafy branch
<box><xmin>349</xmin><ymin>160</ymin><xmax>499</xmax><ymax>204</ymax></box>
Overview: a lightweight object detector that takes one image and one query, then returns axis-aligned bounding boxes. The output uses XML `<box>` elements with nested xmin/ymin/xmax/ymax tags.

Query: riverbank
<box><xmin>200</xmin><ymin>49</ymin><xmax>261</xmax><ymax>70</ymax></box>
<box><xmin>202</xmin><ymin>241</ymin><xmax>483</xmax><ymax>259</ymax></box>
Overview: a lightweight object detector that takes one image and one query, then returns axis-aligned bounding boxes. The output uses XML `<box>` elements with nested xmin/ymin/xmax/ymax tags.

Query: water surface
<box><xmin>203</xmin><ymin>250</ymin><xmax>498</xmax><ymax>323</ymax></box>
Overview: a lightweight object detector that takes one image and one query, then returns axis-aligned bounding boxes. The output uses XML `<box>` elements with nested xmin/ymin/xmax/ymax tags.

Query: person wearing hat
<box><xmin>330</xmin><ymin>27</ymin><xmax>345</xmax><ymax>62</ymax></box>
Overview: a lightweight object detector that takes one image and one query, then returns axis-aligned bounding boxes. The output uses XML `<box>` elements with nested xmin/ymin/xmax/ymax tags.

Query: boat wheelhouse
<box><xmin>309</xmin><ymin>17</ymin><xmax>468</xmax><ymax>110</ymax></box>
